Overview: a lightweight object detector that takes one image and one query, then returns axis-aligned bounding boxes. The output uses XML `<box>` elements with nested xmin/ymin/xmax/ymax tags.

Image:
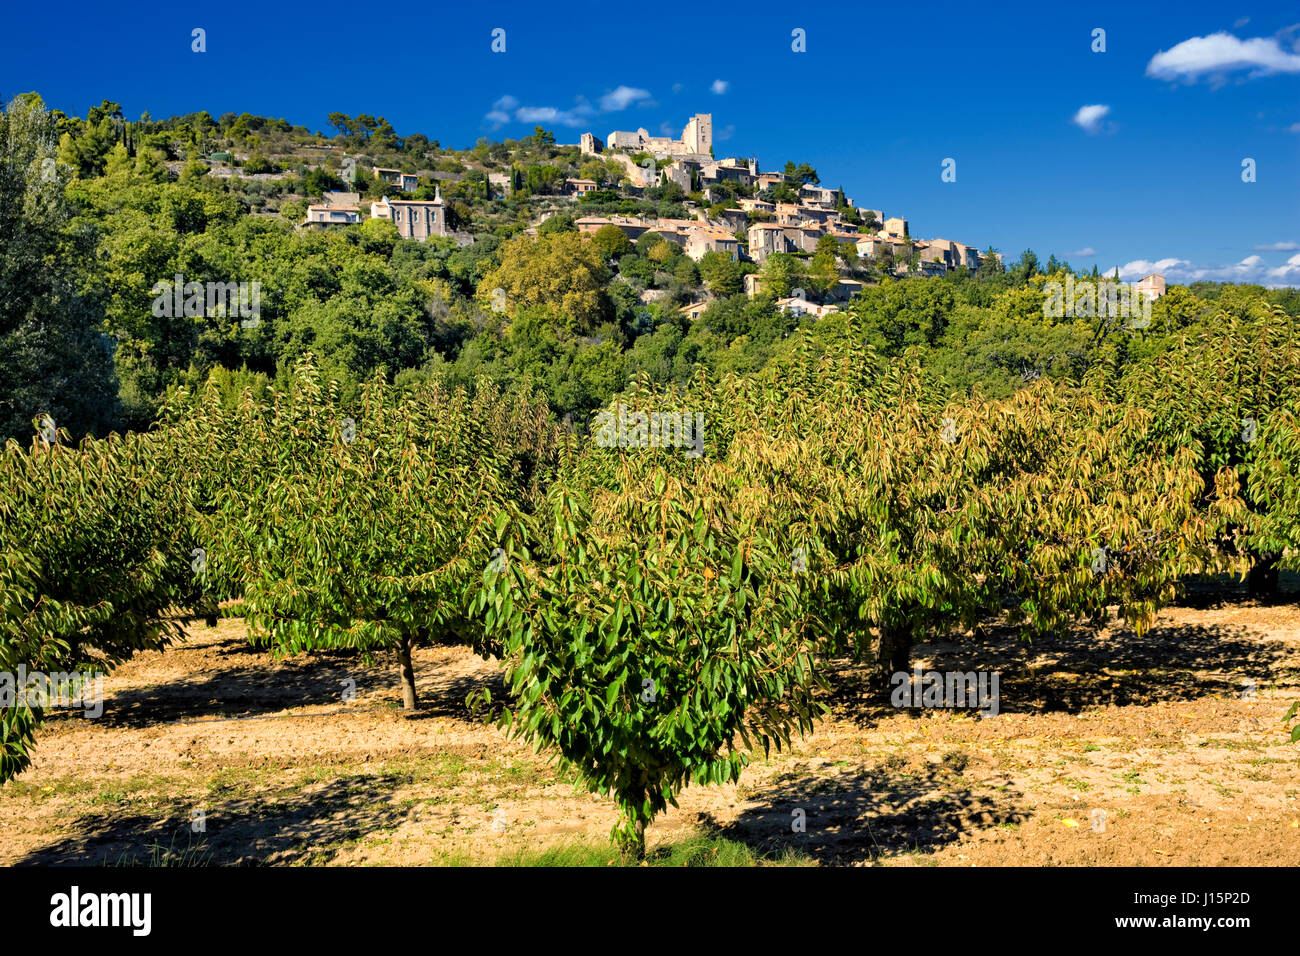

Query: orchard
<box><xmin>2</xmin><ymin>305</ymin><xmax>1298</xmax><ymax>860</ymax></box>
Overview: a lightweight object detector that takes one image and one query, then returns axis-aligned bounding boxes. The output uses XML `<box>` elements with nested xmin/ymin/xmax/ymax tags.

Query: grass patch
<box><xmin>648</xmin><ymin>833</ymin><xmax>812</xmax><ymax>867</ymax></box>
<box><xmin>439</xmin><ymin>832</ymin><xmax>814</xmax><ymax>867</ymax></box>
<box><xmin>109</xmin><ymin>833</ymin><xmax>212</xmax><ymax>867</ymax></box>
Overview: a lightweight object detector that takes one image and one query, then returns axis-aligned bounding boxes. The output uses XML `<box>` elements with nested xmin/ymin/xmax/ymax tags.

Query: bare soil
<box><xmin>2</xmin><ymin>598</ymin><xmax>1298</xmax><ymax>866</ymax></box>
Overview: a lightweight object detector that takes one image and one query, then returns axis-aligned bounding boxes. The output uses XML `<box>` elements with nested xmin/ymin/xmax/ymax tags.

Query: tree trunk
<box><xmin>397</xmin><ymin>634</ymin><xmax>418</xmax><ymax>711</ymax></box>
<box><xmin>1247</xmin><ymin>551</ymin><xmax>1281</xmax><ymax>599</ymax></box>
<box><xmin>197</xmin><ymin>598</ymin><xmax>218</xmax><ymax>627</ymax></box>
<box><xmin>630</xmin><ymin>817</ymin><xmax>646</xmax><ymax>862</ymax></box>
<box><xmin>872</xmin><ymin>623</ymin><xmax>912</xmax><ymax>695</ymax></box>
<box><xmin>617</xmin><ymin>783</ymin><xmax>649</xmax><ymax>861</ymax></box>
<box><xmin>617</xmin><ymin>813</ymin><xmax>647</xmax><ymax>861</ymax></box>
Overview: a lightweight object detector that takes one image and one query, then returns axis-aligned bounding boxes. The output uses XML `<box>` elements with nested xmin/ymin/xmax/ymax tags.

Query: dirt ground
<box><xmin>3</xmin><ymin>595</ymin><xmax>1299</xmax><ymax>866</ymax></box>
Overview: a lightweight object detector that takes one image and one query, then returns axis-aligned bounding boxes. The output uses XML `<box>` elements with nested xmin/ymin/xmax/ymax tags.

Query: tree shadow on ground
<box><xmin>1177</xmin><ymin>572</ymin><xmax>1300</xmax><ymax>610</ymax></box>
<box><xmin>823</xmin><ymin>610</ymin><xmax>1299</xmax><ymax>725</ymax></box>
<box><xmin>12</xmin><ymin>774</ymin><xmax>417</xmax><ymax>866</ymax></box>
<box><xmin>398</xmin><ymin>669</ymin><xmax>510</xmax><ymax>722</ymax></box>
<box><xmin>696</xmin><ymin>760</ymin><xmax>1027</xmax><ymax>866</ymax></box>
<box><xmin>80</xmin><ymin>637</ymin><xmax>506</xmax><ymax>729</ymax></box>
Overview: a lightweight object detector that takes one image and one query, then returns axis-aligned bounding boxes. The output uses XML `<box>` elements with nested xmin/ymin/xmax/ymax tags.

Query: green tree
<box><xmin>808</xmin><ymin>234</ymin><xmax>842</xmax><ymax>296</ymax></box>
<box><xmin>758</xmin><ymin>253</ymin><xmax>806</xmax><ymax>300</ymax></box>
<box><xmin>175</xmin><ymin>361</ymin><xmax>555</xmax><ymax>710</ymax></box>
<box><xmin>478</xmin><ymin>232</ymin><xmax>611</xmax><ymax>332</ymax></box>
<box><xmin>0</xmin><ymin>95</ymin><xmax>121</xmax><ymax>442</ymax></box>
<box><xmin>782</xmin><ymin>161</ymin><xmax>819</xmax><ymax>184</ymax></box>
<box><xmin>1</xmin><ymin>425</ymin><xmax>198</xmax><ymax>781</ymax></box>
<box><xmin>698</xmin><ymin>251</ymin><xmax>743</xmax><ymax>297</ymax></box>
<box><xmin>481</xmin><ymin>428</ymin><xmax>822</xmax><ymax>859</ymax></box>
<box><xmin>590</xmin><ymin>224</ymin><xmax>634</xmax><ymax>261</ymax></box>
<box><xmin>537</xmin><ymin>213</ymin><xmax>576</xmax><ymax>235</ymax></box>
<box><xmin>976</xmin><ymin>247</ymin><xmax>1004</xmax><ymax>280</ymax></box>
<box><xmin>1123</xmin><ymin>306</ymin><xmax>1300</xmax><ymax>595</ymax></box>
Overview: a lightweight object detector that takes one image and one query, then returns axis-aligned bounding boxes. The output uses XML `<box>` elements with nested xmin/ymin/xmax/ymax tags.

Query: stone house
<box><xmin>747</xmin><ymin>223</ymin><xmax>795</xmax><ymax>262</ymax></box>
<box><xmin>371</xmin><ymin>188</ymin><xmax>446</xmax><ymax>240</ymax></box>
<box><xmin>783</xmin><ymin>224</ymin><xmax>823</xmax><ymax>255</ymax></box>
<box><xmin>373</xmin><ymin>166</ymin><xmax>419</xmax><ymax>192</ymax></box>
<box><xmin>679</xmin><ymin>300</ymin><xmax>711</xmax><ymax>320</ymax></box>
<box><xmin>881</xmin><ymin>216</ymin><xmax>909</xmax><ymax>239</ymax></box>
<box><xmin>684</xmin><ymin>226</ymin><xmax>741</xmax><ymax>261</ymax></box>
<box><xmin>700</xmin><ymin>160</ymin><xmax>754</xmax><ymax>186</ymax></box>
<box><xmin>302</xmin><ymin>204</ymin><xmax>361</xmax><ymax>228</ymax></box>
<box><xmin>799</xmin><ymin>184</ymin><xmax>840</xmax><ymax>208</ymax></box>
<box><xmin>1136</xmin><ymin>273</ymin><xmax>1167</xmax><ymax>300</ymax></box>
<box><xmin>776</xmin><ymin>296</ymin><xmax>840</xmax><ymax>318</ymax></box>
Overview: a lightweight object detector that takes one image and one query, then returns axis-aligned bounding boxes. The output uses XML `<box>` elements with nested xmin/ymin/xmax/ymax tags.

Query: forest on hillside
<box><xmin>5</xmin><ymin>92</ymin><xmax>1297</xmax><ymax>443</ymax></box>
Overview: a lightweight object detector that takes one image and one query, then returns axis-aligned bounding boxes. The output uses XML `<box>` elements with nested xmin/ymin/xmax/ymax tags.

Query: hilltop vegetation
<box><xmin>5</xmin><ymin>92</ymin><xmax>1297</xmax><ymax>441</ymax></box>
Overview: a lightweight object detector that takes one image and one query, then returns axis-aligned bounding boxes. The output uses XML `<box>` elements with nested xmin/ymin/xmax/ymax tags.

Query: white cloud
<box><xmin>710</xmin><ymin>79</ymin><xmax>729</xmax><ymax>95</ymax></box>
<box><xmin>483</xmin><ymin>94</ymin><xmax>596</xmax><ymax>128</ymax></box>
<box><xmin>1253</xmin><ymin>241</ymin><xmax>1300</xmax><ymax>251</ymax></box>
<box><xmin>1287</xmin><ymin>121</ymin><xmax>1300</xmax><ymax>133</ymax></box>
<box><xmin>484</xmin><ymin>96</ymin><xmax>518</xmax><ymax>128</ymax></box>
<box><xmin>483</xmin><ymin>96</ymin><xmax>519</xmax><ymax>129</ymax></box>
<box><xmin>1112</xmin><ymin>254</ymin><xmax>1300</xmax><ymax>287</ymax></box>
<box><xmin>1071</xmin><ymin>104</ymin><xmax>1111</xmax><ymax>133</ymax></box>
<box><xmin>484</xmin><ymin>86</ymin><xmax>656</xmax><ymax>129</ymax></box>
<box><xmin>1269</xmin><ymin>253</ymin><xmax>1300</xmax><ymax>283</ymax></box>
<box><xmin>1234</xmin><ymin>17</ymin><xmax>1250</xmax><ymax>28</ymax></box>
<box><xmin>671</xmin><ymin>82</ymin><xmax>684</xmax><ymax>93</ymax></box>
<box><xmin>1115</xmin><ymin>257</ymin><xmax>1190</xmax><ymax>280</ymax></box>
<box><xmin>1146</xmin><ymin>31</ymin><xmax>1300</xmax><ymax>82</ymax></box>
<box><xmin>514</xmin><ymin>105</ymin><xmax>591</xmax><ymax>126</ymax></box>
<box><xmin>599</xmin><ymin>85</ymin><xmax>651</xmax><ymax>111</ymax></box>
<box><xmin>1068</xmin><ymin>247</ymin><xmax>1097</xmax><ymax>258</ymax></box>
<box><xmin>716</xmin><ymin>124</ymin><xmax>735</xmax><ymax>141</ymax></box>
<box><xmin>514</xmin><ymin>106</ymin><xmax>558</xmax><ymax>123</ymax></box>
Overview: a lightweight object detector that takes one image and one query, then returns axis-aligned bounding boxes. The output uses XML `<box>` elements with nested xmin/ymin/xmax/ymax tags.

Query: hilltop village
<box><xmin>574</xmin><ymin>113</ymin><xmax>992</xmax><ymax>279</ymax></box>
<box><xmin>298</xmin><ymin>112</ymin><xmax>1002</xmax><ymax>315</ymax></box>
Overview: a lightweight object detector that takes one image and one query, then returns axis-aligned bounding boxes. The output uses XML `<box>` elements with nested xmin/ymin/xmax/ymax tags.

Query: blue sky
<box><xmin>3</xmin><ymin>0</ymin><xmax>1298</xmax><ymax>285</ymax></box>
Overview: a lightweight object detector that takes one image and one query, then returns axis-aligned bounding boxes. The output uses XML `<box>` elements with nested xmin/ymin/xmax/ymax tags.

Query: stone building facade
<box><xmin>371</xmin><ymin>187</ymin><xmax>446</xmax><ymax>241</ymax></box>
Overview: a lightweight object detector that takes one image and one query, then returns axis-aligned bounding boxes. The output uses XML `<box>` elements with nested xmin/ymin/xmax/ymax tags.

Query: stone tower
<box><xmin>682</xmin><ymin>114</ymin><xmax>712</xmax><ymax>155</ymax></box>
<box><xmin>430</xmin><ymin>185</ymin><xmax>446</xmax><ymax>237</ymax></box>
